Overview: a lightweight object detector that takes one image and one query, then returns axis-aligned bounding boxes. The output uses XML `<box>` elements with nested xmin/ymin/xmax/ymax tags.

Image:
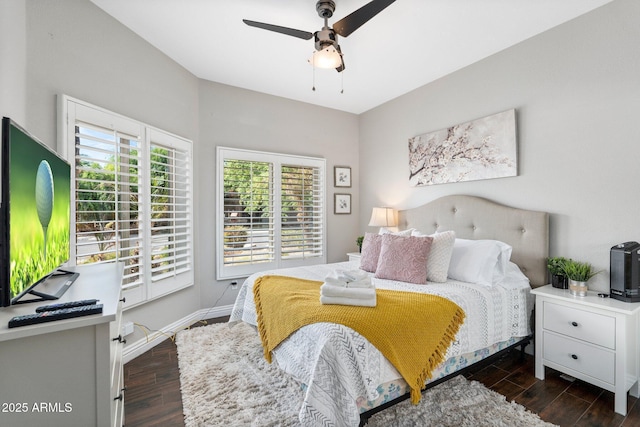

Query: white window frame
<box><xmin>58</xmin><ymin>95</ymin><xmax>194</xmax><ymax>308</ymax></box>
<box><xmin>216</xmin><ymin>147</ymin><xmax>326</xmax><ymax>280</ymax></box>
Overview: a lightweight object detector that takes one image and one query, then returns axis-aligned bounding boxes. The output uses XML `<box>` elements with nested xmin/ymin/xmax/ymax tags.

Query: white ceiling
<box><xmin>90</xmin><ymin>0</ymin><xmax>613</xmax><ymax>114</ymax></box>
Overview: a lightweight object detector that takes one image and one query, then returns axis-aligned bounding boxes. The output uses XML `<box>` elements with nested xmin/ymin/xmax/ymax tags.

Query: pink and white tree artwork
<box><xmin>409</xmin><ymin>109</ymin><xmax>517</xmax><ymax>186</ymax></box>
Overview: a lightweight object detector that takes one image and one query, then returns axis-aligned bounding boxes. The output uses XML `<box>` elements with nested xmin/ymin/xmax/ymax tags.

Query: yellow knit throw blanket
<box><xmin>253</xmin><ymin>275</ymin><xmax>465</xmax><ymax>404</ymax></box>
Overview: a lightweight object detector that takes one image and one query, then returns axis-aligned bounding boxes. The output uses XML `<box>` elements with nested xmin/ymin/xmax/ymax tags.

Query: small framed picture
<box><xmin>334</xmin><ymin>193</ymin><xmax>351</xmax><ymax>214</ymax></box>
<box><xmin>334</xmin><ymin>166</ymin><xmax>351</xmax><ymax>187</ymax></box>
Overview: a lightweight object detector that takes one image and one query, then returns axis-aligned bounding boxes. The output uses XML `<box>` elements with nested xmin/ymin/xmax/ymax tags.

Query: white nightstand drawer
<box><xmin>543</xmin><ymin>301</ymin><xmax>615</xmax><ymax>349</ymax></box>
<box><xmin>543</xmin><ymin>331</ymin><xmax>615</xmax><ymax>384</ymax></box>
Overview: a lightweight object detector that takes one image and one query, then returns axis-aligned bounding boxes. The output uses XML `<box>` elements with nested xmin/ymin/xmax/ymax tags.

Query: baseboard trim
<box><xmin>122</xmin><ymin>304</ymin><xmax>233</xmax><ymax>364</ymax></box>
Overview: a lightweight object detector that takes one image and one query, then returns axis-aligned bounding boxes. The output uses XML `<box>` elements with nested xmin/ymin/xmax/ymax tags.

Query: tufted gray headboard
<box><xmin>398</xmin><ymin>195</ymin><xmax>549</xmax><ymax>287</ymax></box>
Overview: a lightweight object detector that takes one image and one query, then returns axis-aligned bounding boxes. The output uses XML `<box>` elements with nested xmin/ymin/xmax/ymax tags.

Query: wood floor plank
<box><xmin>539</xmin><ymin>392</ymin><xmax>591</xmax><ymax>426</ymax></box>
<box><xmin>490</xmin><ymin>378</ymin><xmax>526</xmax><ymax>402</ymax></box>
<box><xmin>468</xmin><ymin>364</ymin><xmax>511</xmax><ymax>388</ymax></box>
<box><xmin>514</xmin><ymin>369</ymin><xmax>572</xmax><ymax>413</ymax></box>
<box><xmin>124</xmin><ymin>371</ymin><xmax>158</xmax><ymax>389</ymax></box>
<box><xmin>574</xmin><ymin>390</ymin><xmax>627</xmax><ymax>427</ymax></box>
<box><xmin>566</xmin><ymin>379</ymin><xmax>605</xmax><ymax>404</ymax></box>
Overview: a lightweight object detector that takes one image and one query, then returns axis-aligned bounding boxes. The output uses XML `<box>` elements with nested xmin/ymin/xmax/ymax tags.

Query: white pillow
<box><xmin>447</xmin><ymin>238</ymin><xmax>512</xmax><ymax>286</ymax></box>
<box><xmin>497</xmin><ymin>261</ymin><xmax>530</xmax><ymax>290</ymax></box>
<box><xmin>378</xmin><ymin>227</ymin><xmax>414</xmax><ymax>236</ymax></box>
<box><xmin>411</xmin><ymin>230</ymin><xmax>456</xmax><ymax>282</ymax></box>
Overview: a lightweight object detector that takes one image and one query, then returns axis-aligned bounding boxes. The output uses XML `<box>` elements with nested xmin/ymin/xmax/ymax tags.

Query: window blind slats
<box><xmin>73</xmin><ymin>124</ymin><xmax>192</xmax><ymax>295</ymax></box>
<box><xmin>222</xmin><ymin>158</ymin><xmax>274</xmax><ymax>268</ymax></box>
<box><xmin>74</xmin><ymin>125</ymin><xmax>144</xmax><ymax>290</ymax></box>
<box><xmin>217</xmin><ymin>148</ymin><xmax>325</xmax><ymax>279</ymax></box>
<box><xmin>280</xmin><ymin>165</ymin><xmax>323</xmax><ymax>260</ymax></box>
<box><xmin>148</xmin><ymin>141</ymin><xmax>192</xmax><ymax>283</ymax></box>
<box><xmin>64</xmin><ymin>97</ymin><xmax>194</xmax><ymax>305</ymax></box>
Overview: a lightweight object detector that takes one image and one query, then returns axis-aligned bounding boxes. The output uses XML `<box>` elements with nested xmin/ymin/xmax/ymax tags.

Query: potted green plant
<box><xmin>562</xmin><ymin>259</ymin><xmax>601</xmax><ymax>297</ymax></box>
<box><xmin>356</xmin><ymin>235</ymin><xmax>364</xmax><ymax>253</ymax></box>
<box><xmin>547</xmin><ymin>257</ymin><xmax>569</xmax><ymax>289</ymax></box>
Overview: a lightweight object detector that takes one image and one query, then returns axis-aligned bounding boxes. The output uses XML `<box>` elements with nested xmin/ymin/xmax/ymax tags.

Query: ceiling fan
<box><xmin>243</xmin><ymin>0</ymin><xmax>396</xmax><ymax>73</ymax></box>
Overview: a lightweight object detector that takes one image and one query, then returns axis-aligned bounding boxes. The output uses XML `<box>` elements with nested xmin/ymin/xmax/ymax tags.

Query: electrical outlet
<box><xmin>122</xmin><ymin>321</ymin><xmax>135</xmax><ymax>336</ymax></box>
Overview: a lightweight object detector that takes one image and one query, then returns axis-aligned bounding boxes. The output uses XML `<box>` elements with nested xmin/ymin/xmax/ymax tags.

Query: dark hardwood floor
<box><xmin>124</xmin><ymin>317</ymin><xmax>640</xmax><ymax>426</ymax></box>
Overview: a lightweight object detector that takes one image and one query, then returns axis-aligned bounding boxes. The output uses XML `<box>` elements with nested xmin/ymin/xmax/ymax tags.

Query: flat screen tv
<box><xmin>0</xmin><ymin>117</ymin><xmax>77</xmax><ymax>307</ymax></box>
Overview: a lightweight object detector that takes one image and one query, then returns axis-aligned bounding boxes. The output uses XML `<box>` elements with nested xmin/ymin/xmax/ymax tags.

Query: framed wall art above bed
<box><xmin>408</xmin><ymin>110</ymin><xmax>518</xmax><ymax>187</ymax></box>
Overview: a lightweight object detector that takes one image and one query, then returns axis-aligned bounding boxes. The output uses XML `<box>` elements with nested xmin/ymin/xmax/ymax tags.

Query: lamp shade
<box><xmin>309</xmin><ymin>45</ymin><xmax>342</xmax><ymax>69</ymax></box>
<box><xmin>368</xmin><ymin>207</ymin><xmax>397</xmax><ymax>227</ymax></box>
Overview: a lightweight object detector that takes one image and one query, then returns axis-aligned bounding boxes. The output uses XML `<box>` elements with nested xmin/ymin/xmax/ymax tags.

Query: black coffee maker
<box><xmin>610</xmin><ymin>241</ymin><xmax>640</xmax><ymax>302</ymax></box>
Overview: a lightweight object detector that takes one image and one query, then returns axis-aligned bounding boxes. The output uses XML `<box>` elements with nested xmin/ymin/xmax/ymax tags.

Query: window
<box><xmin>59</xmin><ymin>96</ymin><xmax>193</xmax><ymax>307</ymax></box>
<box><xmin>217</xmin><ymin>147</ymin><xmax>326</xmax><ymax>280</ymax></box>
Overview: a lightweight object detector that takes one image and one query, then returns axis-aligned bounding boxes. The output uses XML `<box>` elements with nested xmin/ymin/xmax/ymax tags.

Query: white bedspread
<box><xmin>230</xmin><ymin>261</ymin><xmax>533</xmax><ymax>427</ymax></box>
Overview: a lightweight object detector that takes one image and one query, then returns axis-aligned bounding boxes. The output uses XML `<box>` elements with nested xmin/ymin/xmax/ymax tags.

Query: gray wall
<box><xmin>0</xmin><ymin>0</ymin><xmax>26</xmax><ymax>123</ymax></box>
<box><xmin>22</xmin><ymin>0</ymin><xmax>201</xmax><ymax>346</ymax></box>
<box><xmin>358</xmin><ymin>0</ymin><xmax>640</xmax><ymax>292</ymax></box>
<box><xmin>5</xmin><ymin>0</ymin><xmax>359</xmax><ymax>345</ymax></box>
<box><xmin>197</xmin><ymin>80</ymin><xmax>359</xmax><ymax>306</ymax></box>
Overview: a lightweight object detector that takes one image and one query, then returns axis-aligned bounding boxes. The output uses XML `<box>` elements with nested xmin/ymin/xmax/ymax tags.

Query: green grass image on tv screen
<box><xmin>9</xmin><ymin>125</ymin><xmax>70</xmax><ymax>298</ymax></box>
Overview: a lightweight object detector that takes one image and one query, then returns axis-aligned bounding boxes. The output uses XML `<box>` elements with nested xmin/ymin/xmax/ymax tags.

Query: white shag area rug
<box><xmin>176</xmin><ymin>322</ymin><xmax>555</xmax><ymax>427</ymax></box>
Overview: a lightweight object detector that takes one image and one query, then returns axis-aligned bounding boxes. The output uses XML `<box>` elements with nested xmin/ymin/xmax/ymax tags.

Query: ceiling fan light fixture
<box><xmin>244</xmin><ymin>0</ymin><xmax>395</xmax><ymax>73</ymax></box>
<box><xmin>309</xmin><ymin>45</ymin><xmax>342</xmax><ymax>69</ymax></box>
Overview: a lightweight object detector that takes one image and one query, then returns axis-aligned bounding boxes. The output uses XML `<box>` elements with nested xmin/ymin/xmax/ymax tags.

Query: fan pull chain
<box><xmin>309</xmin><ymin>57</ymin><xmax>345</xmax><ymax>93</ymax></box>
<box><xmin>311</xmin><ymin>52</ymin><xmax>316</xmax><ymax>91</ymax></box>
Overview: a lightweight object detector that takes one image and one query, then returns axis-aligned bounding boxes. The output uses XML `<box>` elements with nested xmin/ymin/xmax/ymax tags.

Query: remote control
<box><xmin>35</xmin><ymin>299</ymin><xmax>99</xmax><ymax>312</ymax></box>
<box><xmin>8</xmin><ymin>304</ymin><xmax>103</xmax><ymax>328</ymax></box>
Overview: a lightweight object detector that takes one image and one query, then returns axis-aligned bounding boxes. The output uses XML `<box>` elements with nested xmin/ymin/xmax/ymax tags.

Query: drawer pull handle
<box><xmin>571</xmin><ymin>354</ymin><xmax>578</xmax><ymax>360</ymax></box>
<box><xmin>120</xmin><ymin>297</ymin><xmax>126</xmax><ymax>303</ymax></box>
<box><xmin>571</xmin><ymin>321</ymin><xmax>578</xmax><ymax>327</ymax></box>
<box><xmin>114</xmin><ymin>387</ymin><xmax>127</xmax><ymax>401</ymax></box>
<box><xmin>112</xmin><ymin>335</ymin><xmax>127</xmax><ymax>344</ymax></box>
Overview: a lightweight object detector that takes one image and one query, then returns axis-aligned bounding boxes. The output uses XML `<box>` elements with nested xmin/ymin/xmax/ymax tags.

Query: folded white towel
<box><xmin>320</xmin><ymin>295</ymin><xmax>377</xmax><ymax>307</ymax></box>
<box><xmin>336</xmin><ymin>269</ymin><xmax>369</xmax><ymax>282</ymax></box>
<box><xmin>344</xmin><ymin>278</ymin><xmax>373</xmax><ymax>289</ymax></box>
<box><xmin>324</xmin><ymin>276</ymin><xmax>348</xmax><ymax>287</ymax></box>
<box><xmin>325</xmin><ymin>270</ymin><xmax>372</xmax><ymax>288</ymax></box>
<box><xmin>320</xmin><ymin>283</ymin><xmax>376</xmax><ymax>299</ymax></box>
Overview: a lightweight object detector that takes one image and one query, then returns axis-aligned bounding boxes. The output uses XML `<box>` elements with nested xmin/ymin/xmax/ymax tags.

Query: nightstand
<box><xmin>347</xmin><ymin>252</ymin><xmax>361</xmax><ymax>262</ymax></box>
<box><xmin>531</xmin><ymin>285</ymin><xmax>640</xmax><ymax>415</ymax></box>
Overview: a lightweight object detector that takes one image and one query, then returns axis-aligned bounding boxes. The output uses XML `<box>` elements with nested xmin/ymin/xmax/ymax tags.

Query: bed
<box><xmin>230</xmin><ymin>195</ymin><xmax>549</xmax><ymax>426</ymax></box>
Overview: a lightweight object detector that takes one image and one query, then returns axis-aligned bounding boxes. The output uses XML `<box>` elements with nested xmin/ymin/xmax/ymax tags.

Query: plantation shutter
<box><xmin>280</xmin><ymin>165</ymin><xmax>323</xmax><ymax>259</ymax></box>
<box><xmin>217</xmin><ymin>147</ymin><xmax>326</xmax><ymax>280</ymax></box>
<box><xmin>61</xmin><ymin>96</ymin><xmax>194</xmax><ymax>307</ymax></box>
<box><xmin>220</xmin><ymin>156</ymin><xmax>276</xmax><ymax>278</ymax></box>
<box><xmin>148</xmin><ymin>128</ymin><xmax>193</xmax><ymax>298</ymax></box>
<box><xmin>73</xmin><ymin>113</ymin><xmax>145</xmax><ymax>299</ymax></box>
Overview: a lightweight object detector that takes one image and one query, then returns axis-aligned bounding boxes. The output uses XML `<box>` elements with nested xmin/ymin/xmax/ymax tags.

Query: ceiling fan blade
<box><xmin>242</xmin><ymin>19</ymin><xmax>313</xmax><ymax>40</ymax></box>
<box><xmin>332</xmin><ymin>0</ymin><xmax>396</xmax><ymax>37</ymax></box>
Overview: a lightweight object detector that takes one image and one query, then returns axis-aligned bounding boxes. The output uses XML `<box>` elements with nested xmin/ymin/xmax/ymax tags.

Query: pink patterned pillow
<box><xmin>375</xmin><ymin>234</ymin><xmax>433</xmax><ymax>284</ymax></box>
<box><xmin>359</xmin><ymin>233</ymin><xmax>383</xmax><ymax>272</ymax></box>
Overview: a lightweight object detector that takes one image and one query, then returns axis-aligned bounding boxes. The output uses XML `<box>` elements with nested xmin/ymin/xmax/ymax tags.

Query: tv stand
<box><xmin>12</xmin><ymin>269</ymin><xmax>80</xmax><ymax>305</ymax></box>
<box><xmin>0</xmin><ymin>263</ymin><xmax>124</xmax><ymax>427</ymax></box>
